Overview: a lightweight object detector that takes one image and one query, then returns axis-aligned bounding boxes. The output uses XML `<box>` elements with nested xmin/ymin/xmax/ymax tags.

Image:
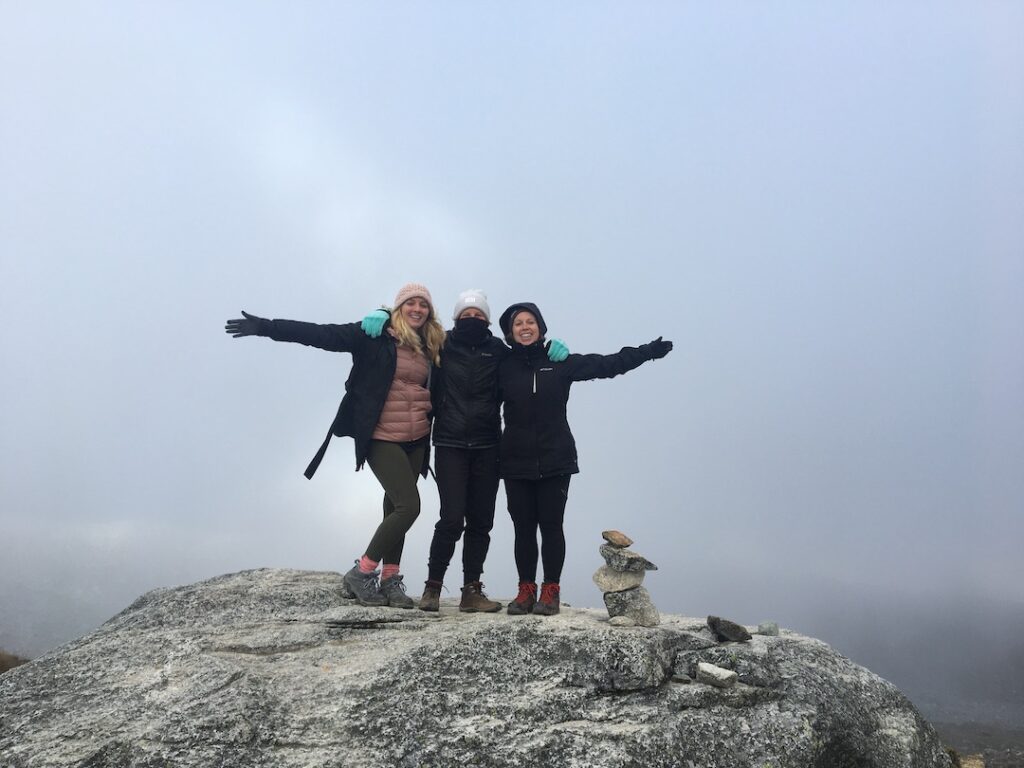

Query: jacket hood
<box><xmin>498</xmin><ymin>302</ymin><xmax>548</xmax><ymax>343</ymax></box>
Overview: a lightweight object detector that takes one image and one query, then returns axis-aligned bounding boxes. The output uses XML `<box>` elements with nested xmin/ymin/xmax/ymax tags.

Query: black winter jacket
<box><xmin>431</xmin><ymin>328</ymin><xmax>507</xmax><ymax>449</ymax></box>
<box><xmin>256</xmin><ymin>318</ymin><xmax>432</xmax><ymax>478</ymax></box>
<box><xmin>497</xmin><ymin>338</ymin><xmax>659</xmax><ymax>480</ymax></box>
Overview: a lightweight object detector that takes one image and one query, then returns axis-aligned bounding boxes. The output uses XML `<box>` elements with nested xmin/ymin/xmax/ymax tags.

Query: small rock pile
<box><xmin>593</xmin><ymin>530</ymin><xmax>660</xmax><ymax>627</ymax></box>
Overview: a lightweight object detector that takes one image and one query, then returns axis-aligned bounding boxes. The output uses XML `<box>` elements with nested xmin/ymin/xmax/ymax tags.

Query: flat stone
<box><xmin>707</xmin><ymin>615</ymin><xmax>752</xmax><ymax>643</ymax></box>
<box><xmin>697</xmin><ymin>661</ymin><xmax>738</xmax><ymax>688</ymax></box>
<box><xmin>757</xmin><ymin>621</ymin><xmax>780</xmax><ymax>636</ymax></box>
<box><xmin>608</xmin><ymin>615</ymin><xmax>636</xmax><ymax>627</ymax></box>
<box><xmin>593</xmin><ymin>565</ymin><xmax>645</xmax><ymax>593</ymax></box>
<box><xmin>599</xmin><ymin>543</ymin><xmax>658</xmax><ymax>572</ymax></box>
<box><xmin>604</xmin><ymin>586</ymin><xmax>660</xmax><ymax>627</ymax></box>
<box><xmin>601</xmin><ymin>530</ymin><xmax>633</xmax><ymax>548</ymax></box>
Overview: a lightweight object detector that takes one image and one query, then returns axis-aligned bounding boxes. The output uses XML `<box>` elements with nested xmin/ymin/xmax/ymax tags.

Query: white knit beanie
<box><xmin>451</xmin><ymin>289</ymin><xmax>491</xmax><ymax>323</ymax></box>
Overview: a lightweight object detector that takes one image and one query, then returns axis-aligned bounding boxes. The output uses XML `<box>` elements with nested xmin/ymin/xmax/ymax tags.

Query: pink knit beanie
<box><xmin>393</xmin><ymin>283</ymin><xmax>433</xmax><ymax>312</ymax></box>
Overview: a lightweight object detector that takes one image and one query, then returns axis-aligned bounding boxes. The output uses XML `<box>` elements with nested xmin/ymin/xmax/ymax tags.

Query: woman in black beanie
<box><xmin>497</xmin><ymin>302</ymin><xmax>672</xmax><ymax>616</ymax></box>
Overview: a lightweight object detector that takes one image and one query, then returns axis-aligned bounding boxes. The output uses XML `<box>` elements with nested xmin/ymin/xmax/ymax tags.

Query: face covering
<box><xmin>452</xmin><ymin>316</ymin><xmax>490</xmax><ymax>345</ymax></box>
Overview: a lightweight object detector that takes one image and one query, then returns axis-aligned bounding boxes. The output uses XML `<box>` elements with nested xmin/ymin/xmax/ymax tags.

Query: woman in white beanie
<box><xmin>362</xmin><ymin>290</ymin><xmax>568</xmax><ymax>612</ymax></box>
<box><xmin>224</xmin><ymin>283</ymin><xmax>445</xmax><ymax>608</ymax></box>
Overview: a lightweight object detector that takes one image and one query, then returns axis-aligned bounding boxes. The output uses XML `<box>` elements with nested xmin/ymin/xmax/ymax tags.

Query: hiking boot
<box><xmin>379</xmin><ymin>574</ymin><xmax>415</xmax><ymax>609</ymax></box>
<box><xmin>343</xmin><ymin>563</ymin><xmax>388</xmax><ymax>607</ymax></box>
<box><xmin>459</xmin><ymin>581</ymin><xmax>502</xmax><ymax>613</ymax></box>
<box><xmin>507</xmin><ymin>581</ymin><xmax>537</xmax><ymax>615</ymax></box>
<box><xmin>533</xmin><ymin>582</ymin><xmax>560</xmax><ymax>616</ymax></box>
<box><xmin>340</xmin><ymin>580</ymin><xmax>356</xmax><ymax>600</ymax></box>
<box><xmin>419</xmin><ymin>580</ymin><xmax>442</xmax><ymax>612</ymax></box>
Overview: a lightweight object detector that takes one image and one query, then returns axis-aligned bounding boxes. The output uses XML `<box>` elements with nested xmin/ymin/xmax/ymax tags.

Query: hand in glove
<box><xmin>225</xmin><ymin>310</ymin><xmax>265</xmax><ymax>338</ymax></box>
<box><xmin>361</xmin><ymin>309</ymin><xmax>390</xmax><ymax>338</ymax></box>
<box><xmin>546</xmin><ymin>337</ymin><xmax>570</xmax><ymax>362</ymax></box>
<box><xmin>647</xmin><ymin>337</ymin><xmax>673</xmax><ymax>359</ymax></box>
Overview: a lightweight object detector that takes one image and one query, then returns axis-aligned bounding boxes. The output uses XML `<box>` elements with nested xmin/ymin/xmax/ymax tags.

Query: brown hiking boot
<box><xmin>459</xmin><ymin>581</ymin><xmax>502</xmax><ymax>613</ymax></box>
<box><xmin>533</xmin><ymin>582</ymin><xmax>560</xmax><ymax>616</ymax></box>
<box><xmin>507</xmin><ymin>581</ymin><xmax>537</xmax><ymax>615</ymax></box>
<box><xmin>419</xmin><ymin>580</ymin><xmax>442</xmax><ymax>612</ymax></box>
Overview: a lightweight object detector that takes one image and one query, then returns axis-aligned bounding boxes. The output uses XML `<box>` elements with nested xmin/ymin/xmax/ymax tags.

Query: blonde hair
<box><xmin>390</xmin><ymin>304</ymin><xmax>445</xmax><ymax>366</ymax></box>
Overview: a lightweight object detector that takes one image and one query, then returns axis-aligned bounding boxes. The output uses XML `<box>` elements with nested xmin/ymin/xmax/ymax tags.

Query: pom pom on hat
<box><xmin>452</xmin><ymin>289</ymin><xmax>491</xmax><ymax>322</ymax></box>
<box><xmin>393</xmin><ymin>283</ymin><xmax>433</xmax><ymax>311</ymax></box>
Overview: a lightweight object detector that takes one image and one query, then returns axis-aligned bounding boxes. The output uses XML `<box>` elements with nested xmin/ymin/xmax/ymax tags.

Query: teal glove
<box><xmin>361</xmin><ymin>309</ymin><xmax>390</xmax><ymax>338</ymax></box>
<box><xmin>546</xmin><ymin>338</ymin><xmax>569</xmax><ymax>362</ymax></box>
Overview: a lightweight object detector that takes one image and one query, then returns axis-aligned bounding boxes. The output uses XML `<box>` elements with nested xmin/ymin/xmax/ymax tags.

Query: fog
<box><xmin>2</xmin><ymin>2</ymin><xmax>1022</xmax><ymax>724</ymax></box>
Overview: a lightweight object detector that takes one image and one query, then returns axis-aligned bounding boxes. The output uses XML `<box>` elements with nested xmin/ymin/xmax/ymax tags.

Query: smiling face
<box><xmin>511</xmin><ymin>311</ymin><xmax>541</xmax><ymax>345</ymax></box>
<box><xmin>400</xmin><ymin>297</ymin><xmax>431</xmax><ymax>330</ymax></box>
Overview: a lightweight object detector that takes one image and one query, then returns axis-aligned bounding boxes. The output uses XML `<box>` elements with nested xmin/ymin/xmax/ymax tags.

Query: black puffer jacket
<box><xmin>256</xmin><ymin>318</ymin><xmax>432</xmax><ymax>478</ymax></box>
<box><xmin>431</xmin><ymin>328</ymin><xmax>508</xmax><ymax>449</ymax></box>
<box><xmin>496</xmin><ymin>303</ymin><xmax>659</xmax><ymax>480</ymax></box>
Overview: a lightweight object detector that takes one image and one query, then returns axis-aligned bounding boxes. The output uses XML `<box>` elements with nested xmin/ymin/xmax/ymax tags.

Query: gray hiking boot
<box><xmin>379</xmin><ymin>574</ymin><xmax>415</xmax><ymax>609</ymax></box>
<box><xmin>419</xmin><ymin>580</ymin><xmax>442</xmax><ymax>612</ymax></box>
<box><xmin>343</xmin><ymin>564</ymin><xmax>387</xmax><ymax>607</ymax></box>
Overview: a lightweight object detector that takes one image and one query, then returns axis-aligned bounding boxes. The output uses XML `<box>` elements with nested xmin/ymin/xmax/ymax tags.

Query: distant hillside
<box><xmin>0</xmin><ymin>650</ymin><xmax>29</xmax><ymax>674</ymax></box>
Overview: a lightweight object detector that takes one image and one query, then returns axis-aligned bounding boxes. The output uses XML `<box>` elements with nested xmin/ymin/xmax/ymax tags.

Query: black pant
<box><xmin>427</xmin><ymin>445</ymin><xmax>500</xmax><ymax>584</ymax></box>
<box><xmin>504</xmin><ymin>475</ymin><xmax>571</xmax><ymax>584</ymax></box>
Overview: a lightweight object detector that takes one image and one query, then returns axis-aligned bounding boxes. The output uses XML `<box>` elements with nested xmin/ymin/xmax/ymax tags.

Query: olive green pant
<box><xmin>364</xmin><ymin>439</ymin><xmax>426</xmax><ymax>564</ymax></box>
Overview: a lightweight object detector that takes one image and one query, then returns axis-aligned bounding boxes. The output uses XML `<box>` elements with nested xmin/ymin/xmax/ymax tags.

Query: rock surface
<box><xmin>696</xmin><ymin>661</ymin><xmax>738</xmax><ymax>688</ymax></box>
<box><xmin>0</xmin><ymin>569</ymin><xmax>952</xmax><ymax>768</ymax></box>
<box><xmin>602</xmin><ymin>585</ymin><xmax>660</xmax><ymax>628</ymax></box>
<box><xmin>598</xmin><ymin>544</ymin><xmax>658</xmax><ymax>572</ymax></box>
<box><xmin>708</xmin><ymin>614</ymin><xmax>753</xmax><ymax>642</ymax></box>
<box><xmin>758</xmin><ymin>620</ymin><xmax>780</xmax><ymax>636</ymax></box>
<box><xmin>600</xmin><ymin>530</ymin><xmax>633</xmax><ymax>548</ymax></box>
<box><xmin>592</xmin><ymin>564</ymin><xmax>645</xmax><ymax>593</ymax></box>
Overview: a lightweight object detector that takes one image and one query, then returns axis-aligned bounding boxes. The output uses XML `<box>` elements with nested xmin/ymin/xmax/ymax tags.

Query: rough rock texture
<box><xmin>600</xmin><ymin>530</ymin><xmax>633</xmax><ymax>548</ymax></box>
<box><xmin>758</xmin><ymin>620</ymin><xmax>780</xmax><ymax>636</ymax></box>
<box><xmin>592</xmin><ymin>564</ymin><xmax>645</xmax><ymax>593</ymax></box>
<box><xmin>696</xmin><ymin>661</ymin><xmax>738</xmax><ymax>688</ymax></box>
<box><xmin>598</xmin><ymin>543</ymin><xmax>658</xmax><ymax>572</ymax></box>
<box><xmin>0</xmin><ymin>569</ymin><xmax>952</xmax><ymax>768</ymax></box>
<box><xmin>603</xmin><ymin>585</ymin><xmax>661</xmax><ymax>628</ymax></box>
<box><xmin>708</xmin><ymin>614</ymin><xmax>753</xmax><ymax>642</ymax></box>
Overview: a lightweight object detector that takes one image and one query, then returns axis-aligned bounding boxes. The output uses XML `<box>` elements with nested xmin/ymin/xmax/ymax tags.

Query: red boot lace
<box><xmin>539</xmin><ymin>582</ymin><xmax>560</xmax><ymax>605</ymax></box>
<box><xmin>515</xmin><ymin>582</ymin><xmax>537</xmax><ymax>605</ymax></box>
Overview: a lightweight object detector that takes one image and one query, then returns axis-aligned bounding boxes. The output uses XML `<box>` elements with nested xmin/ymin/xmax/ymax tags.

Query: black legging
<box><xmin>504</xmin><ymin>475</ymin><xmax>571</xmax><ymax>584</ymax></box>
<box><xmin>428</xmin><ymin>445</ymin><xmax>500</xmax><ymax>584</ymax></box>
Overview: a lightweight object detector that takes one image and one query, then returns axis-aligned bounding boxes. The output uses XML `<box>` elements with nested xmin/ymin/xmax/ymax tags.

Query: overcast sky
<box><xmin>1</xmin><ymin>1</ymin><xmax>1022</xmax><ymax>684</ymax></box>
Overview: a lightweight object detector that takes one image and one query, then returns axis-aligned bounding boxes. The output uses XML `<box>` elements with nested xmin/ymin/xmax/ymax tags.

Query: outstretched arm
<box><xmin>224</xmin><ymin>311</ymin><xmax>364</xmax><ymax>353</ymax></box>
<box><xmin>566</xmin><ymin>337</ymin><xmax>672</xmax><ymax>382</ymax></box>
<box><xmin>225</xmin><ymin>310</ymin><xmax>266</xmax><ymax>338</ymax></box>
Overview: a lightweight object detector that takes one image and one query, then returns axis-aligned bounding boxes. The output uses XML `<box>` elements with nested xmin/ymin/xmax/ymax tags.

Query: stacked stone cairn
<box><xmin>594</xmin><ymin>530</ymin><xmax>660</xmax><ymax>627</ymax></box>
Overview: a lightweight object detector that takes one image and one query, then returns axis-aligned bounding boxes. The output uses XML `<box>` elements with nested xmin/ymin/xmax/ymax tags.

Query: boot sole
<box><xmin>459</xmin><ymin>605</ymin><xmax>503</xmax><ymax>613</ymax></box>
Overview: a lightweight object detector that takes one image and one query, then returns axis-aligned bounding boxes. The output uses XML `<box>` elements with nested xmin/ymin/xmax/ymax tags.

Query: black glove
<box><xmin>225</xmin><ymin>310</ymin><xmax>266</xmax><ymax>338</ymax></box>
<box><xmin>647</xmin><ymin>337</ymin><xmax>673</xmax><ymax>360</ymax></box>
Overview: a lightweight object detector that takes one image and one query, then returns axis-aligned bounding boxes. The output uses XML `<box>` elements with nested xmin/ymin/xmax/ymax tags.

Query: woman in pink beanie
<box><xmin>224</xmin><ymin>283</ymin><xmax>445</xmax><ymax>608</ymax></box>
